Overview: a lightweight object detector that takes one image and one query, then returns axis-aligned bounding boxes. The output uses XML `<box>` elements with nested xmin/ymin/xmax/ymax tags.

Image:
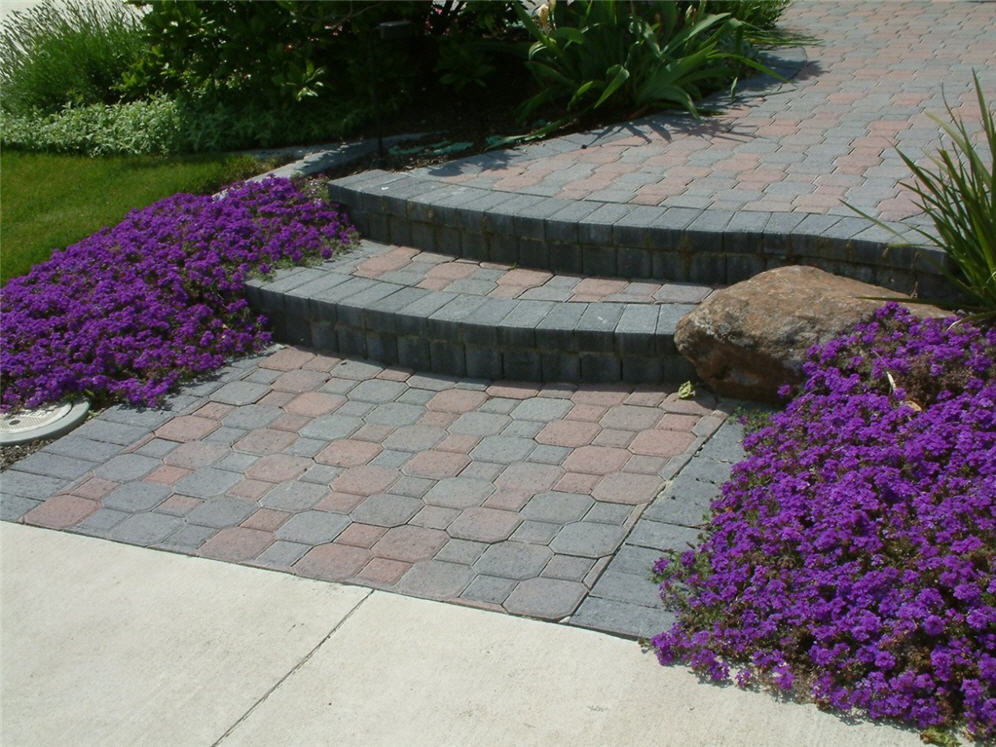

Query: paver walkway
<box><xmin>411</xmin><ymin>1</ymin><xmax>995</xmax><ymax>224</ymax></box>
<box><xmin>3</xmin><ymin>0</ymin><xmax>994</xmax><ymax>643</ymax></box>
<box><xmin>2</xmin><ymin>343</ymin><xmax>737</xmax><ymax>638</ymax></box>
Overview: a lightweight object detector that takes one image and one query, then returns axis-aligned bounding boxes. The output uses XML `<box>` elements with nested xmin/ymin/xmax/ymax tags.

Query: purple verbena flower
<box><xmin>0</xmin><ymin>177</ymin><xmax>358</xmax><ymax>410</ymax></box>
<box><xmin>652</xmin><ymin>304</ymin><xmax>996</xmax><ymax>741</ymax></box>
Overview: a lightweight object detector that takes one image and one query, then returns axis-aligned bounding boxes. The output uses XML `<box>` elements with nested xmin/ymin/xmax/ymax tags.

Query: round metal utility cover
<box><xmin>0</xmin><ymin>401</ymin><xmax>90</xmax><ymax>446</ymax></box>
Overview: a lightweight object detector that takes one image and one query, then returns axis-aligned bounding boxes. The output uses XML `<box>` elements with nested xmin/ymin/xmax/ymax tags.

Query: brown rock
<box><xmin>674</xmin><ymin>265</ymin><xmax>946</xmax><ymax>402</ymax></box>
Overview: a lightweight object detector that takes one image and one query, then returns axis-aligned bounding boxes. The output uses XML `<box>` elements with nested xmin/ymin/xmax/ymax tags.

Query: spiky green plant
<box><xmin>846</xmin><ymin>72</ymin><xmax>995</xmax><ymax>320</ymax></box>
<box><xmin>0</xmin><ymin>0</ymin><xmax>143</xmax><ymax>115</ymax></box>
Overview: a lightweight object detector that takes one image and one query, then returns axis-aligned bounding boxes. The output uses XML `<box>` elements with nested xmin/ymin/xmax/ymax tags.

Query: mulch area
<box><xmin>1</xmin><ymin>437</ymin><xmax>55</xmax><ymax>472</ymax></box>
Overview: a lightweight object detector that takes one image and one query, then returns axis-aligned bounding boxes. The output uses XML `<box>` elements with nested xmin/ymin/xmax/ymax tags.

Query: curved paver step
<box><xmin>245</xmin><ymin>240</ymin><xmax>706</xmax><ymax>384</ymax></box>
<box><xmin>326</xmin><ymin>170</ymin><xmax>957</xmax><ymax>301</ymax></box>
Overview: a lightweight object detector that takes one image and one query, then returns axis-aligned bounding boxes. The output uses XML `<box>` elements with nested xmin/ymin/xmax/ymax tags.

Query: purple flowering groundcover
<box><xmin>1</xmin><ymin>177</ymin><xmax>357</xmax><ymax>411</ymax></box>
<box><xmin>652</xmin><ymin>304</ymin><xmax>995</xmax><ymax>741</ymax></box>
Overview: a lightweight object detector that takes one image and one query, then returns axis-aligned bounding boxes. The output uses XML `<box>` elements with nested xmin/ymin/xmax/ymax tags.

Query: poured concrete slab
<box><xmin>0</xmin><ymin>523</ymin><xmax>369</xmax><ymax>746</ymax></box>
<box><xmin>1</xmin><ymin>522</ymin><xmax>923</xmax><ymax>747</ymax></box>
<box><xmin>223</xmin><ymin>591</ymin><xmax>922</xmax><ymax>747</ymax></box>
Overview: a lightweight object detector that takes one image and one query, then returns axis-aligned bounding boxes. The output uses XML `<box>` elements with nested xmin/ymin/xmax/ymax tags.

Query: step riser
<box><xmin>248</xmin><ymin>286</ymin><xmax>694</xmax><ymax>384</ymax></box>
<box><xmin>328</xmin><ymin>174</ymin><xmax>957</xmax><ymax>301</ymax></box>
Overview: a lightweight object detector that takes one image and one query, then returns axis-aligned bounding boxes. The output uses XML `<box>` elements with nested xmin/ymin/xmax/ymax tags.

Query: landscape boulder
<box><xmin>674</xmin><ymin>265</ymin><xmax>947</xmax><ymax>402</ymax></box>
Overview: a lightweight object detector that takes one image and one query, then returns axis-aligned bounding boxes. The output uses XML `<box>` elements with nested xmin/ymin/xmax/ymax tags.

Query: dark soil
<box><xmin>318</xmin><ymin>77</ymin><xmax>637</xmax><ymax>178</ymax></box>
<box><xmin>1</xmin><ymin>437</ymin><xmax>53</xmax><ymax>472</ymax></box>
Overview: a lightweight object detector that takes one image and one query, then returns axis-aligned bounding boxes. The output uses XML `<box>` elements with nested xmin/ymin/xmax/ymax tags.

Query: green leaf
<box><xmin>593</xmin><ymin>63</ymin><xmax>630</xmax><ymax>109</ymax></box>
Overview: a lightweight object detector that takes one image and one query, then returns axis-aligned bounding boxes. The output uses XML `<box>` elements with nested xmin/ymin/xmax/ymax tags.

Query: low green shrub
<box><xmin>0</xmin><ymin>0</ymin><xmax>142</xmax><ymax>116</ymax></box>
<box><xmin>1</xmin><ymin>95</ymin><xmax>182</xmax><ymax>156</ymax></box>
<box><xmin>126</xmin><ymin>1</ymin><xmax>439</xmax><ymax>114</ymax></box>
<box><xmin>0</xmin><ymin>93</ymin><xmax>370</xmax><ymax>157</ymax></box>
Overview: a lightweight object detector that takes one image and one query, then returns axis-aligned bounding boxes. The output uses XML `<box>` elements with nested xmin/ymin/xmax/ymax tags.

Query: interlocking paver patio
<box><xmin>7</xmin><ymin>1</ymin><xmax>983</xmax><ymax>648</ymax></box>
<box><xmin>3</xmin><ymin>345</ymin><xmax>729</xmax><ymax>625</ymax></box>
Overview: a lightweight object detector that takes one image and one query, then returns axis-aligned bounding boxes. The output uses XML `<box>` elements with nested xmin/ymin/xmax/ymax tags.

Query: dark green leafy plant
<box><xmin>509</xmin><ymin>0</ymin><xmax>780</xmax><ymax>141</ymax></box>
<box><xmin>0</xmin><ymin>0</ymin><xmax>143</xmax><ymax>115</ymax></box>
<box><xmin>846</xmin><ymin>72</ymin><xmax>995</xmax><ymax>320</ymax></box>
<box><xmin>435</xmin><ymin>36</ymin><xmax>497</xmax><ymax>94</ymax></box>
<box><xmin>124</xmin><ymin>1</ymin><xmax>336</xmax><ymax>106</ymax></box>
<box><xmin>702</xmin><ymin>0</ymin><xmax>790</xmax><ymax>29</ymax></box>
<box><xmin>126</xmin><ymin>1</ymin><xmax>443</xmax><ymax>109</ymax></box>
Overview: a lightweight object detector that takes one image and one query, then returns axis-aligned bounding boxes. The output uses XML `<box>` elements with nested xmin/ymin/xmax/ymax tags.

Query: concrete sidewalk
<box><xmin>2</xmin><ymin>522</ymin><xmax>920</xmax><ymax>746</ymax></box>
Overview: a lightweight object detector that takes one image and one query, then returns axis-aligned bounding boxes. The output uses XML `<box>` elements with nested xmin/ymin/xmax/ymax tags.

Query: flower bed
<box><xmin>0</xmin><ymin>177</ymin><xmax>357</xmax><ymax>411</ymax></box>
<box><xmin>651</xmin><ymin>304</ymin><xmax>995</xmax><ymax>741</ymax></box>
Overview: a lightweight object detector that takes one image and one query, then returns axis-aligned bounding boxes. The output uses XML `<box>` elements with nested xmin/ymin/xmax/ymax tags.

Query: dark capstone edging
<box><xmin>569</xmin><ymin>417</ymin><xmax>746</xmax><ymax>639</ymax></box>
<box><xmin>245</xmin><ymin>244</ymin><xmax>696</xmax><ymax>385</ymax></box>
<box><xmin>327</xmin><ymin>171</ymin><xmax>957</xmax><ymax>301</ymax></box>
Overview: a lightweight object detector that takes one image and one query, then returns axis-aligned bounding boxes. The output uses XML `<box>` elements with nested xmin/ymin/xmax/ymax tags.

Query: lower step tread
<box><xmin>246</xmin><ymin>241</ymin><xmax>717</xmax><ymax>383</ymax></box>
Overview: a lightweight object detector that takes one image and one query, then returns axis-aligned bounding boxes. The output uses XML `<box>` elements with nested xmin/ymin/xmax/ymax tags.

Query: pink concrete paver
<box><xmin>592</xmin><ymin>473</ymin><xmax>663</xmax><ymax>505</ymax></box>
<box><xmin>555</xmin><ymin>472</ymin><xmax>600</xmax><ymax>494</ymax></box>
<box><xmin>261</xmin><ymin>347</ymin><xmax>316</xmax><ymax>371</ymax></box>
<box><xmin>198</xmin><ymin>527</ymin><xmax>273</xmax><ymax>563</ymax></box>
<box><xmin>629</xmin><ymin>430</ymin><xmax>697</xmax><ymax>458</ymax></box>
<box><xmin>564</xmin><ymin>404</ymin><xmax>607</xmax><ymax>422</ymax></box>
<box><xmin>145</xmin><ymin>465</ymin><xmax>191</xmax><ymax>485</ymax></box>
<box><xmin>315</xmin><ymin>439</ymin><xmax>382</xmax><ymax>467</ymax></box>
<box><xmin>497</xmin><ymin>268</ymin><xmax>552</xmax><ymax>287</ymax></box>
<box><xmin>158</xmin><ymin>494</ymin><xmax>202</xmax><ymax>516</ymax></box>
<box><xmin>285</xmin><ymin>392</ymin><xmax>345</xmax><ymax>417</ymax></box>
<box><xmin>337</xmin><ymin>522</ymin><xmax>388</xmax><ymax>548</ymax></box>
<box><xmin>228</xmin><ymin>479</ymin><xmax>274</xmax><ymax>500</ymax></box>
<box><xmin>402</xmin><ymin>450</ymin><xmax>470</xmax><ymax>479</ymax></box>
<box><xmin>356</xmin><ymin>557</ymin><xmax>411</xmax><ymax>585</ymax></box>
<box><xmin>535</xmin><ymin>420</ymin><xmax>601</xmax><ymax>448</ymax></box>
<box><xmin>435</xmin><ymin>434</ymin><xmax>480</xmax><ymax>454</ymax></box>
<box><xmin>241</xmin><ymin>508</ymin><xmax>291</xmax><ymax>531</ymax></box>
<box><xmin>314</xmin><ymin>491</ymin><xmax>366</xmax><ymax>513</ymax></box>
<box><xmin>194</xmin><ymin>402</ymin><xmax>235</xmax><ymax>420</ymax></box>
<box><xmin>154</xmin><ymin>416</ymin><xmax>219</xmax><ymax>443</ymax></box>
<box><xmin>69</xmin><ymin>477</ymin><xmax>119</xmax><ymax>500</ymax></box>
<box><xmin>23</xmin><ymin>495</ymin><xmax>97</xmax><ymax>530</ymax></box>
<box><xmin>295</xmin><ymin>543</ymin><xmax>370</xmax><ymax>581</ymax></box>
<box><xmin>372</xmin><ymin>526</ymin><xmax>449</xmax><ymax>563</ymax></box>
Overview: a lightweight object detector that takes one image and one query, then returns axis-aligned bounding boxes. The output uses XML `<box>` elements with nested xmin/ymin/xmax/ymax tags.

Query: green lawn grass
<box><xmin>0</xmin><ymin>150</ymin><xmax>273</xmax><ymax>284</ymax></box>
